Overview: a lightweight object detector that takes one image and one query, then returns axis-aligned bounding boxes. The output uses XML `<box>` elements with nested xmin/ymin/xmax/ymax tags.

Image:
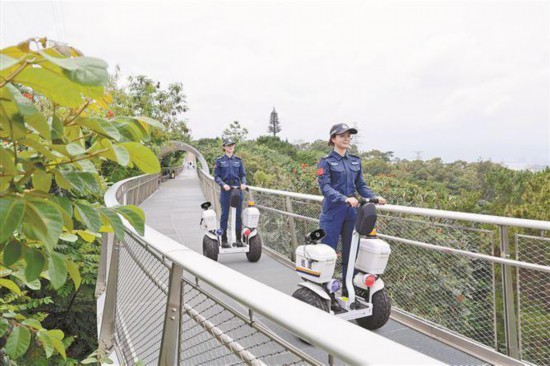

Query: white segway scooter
<box><xmin>292</xmin><ymin>198</ymin><xmax>391</xmax><ymax>330</ymax></box>
<box><xmin>200</xmin><ymin>186</ymin><xmax>262</xmax><ymax>262</ymax></box>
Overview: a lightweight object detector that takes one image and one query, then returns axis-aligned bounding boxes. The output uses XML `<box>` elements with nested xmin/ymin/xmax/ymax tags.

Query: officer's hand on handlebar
<box><xmin>377</xmin><ymin>196</ymin><xmax>387</xmax><ymax>205</ymax></box>
<box><xmin>223</xmin><ymin>184</ymin><xmax>230</xmax><ymax>191</ymax></box>
<box><xmin>345</xmin><ymin>197</ymin><xmax>360</xmax><ymax>207</ymax></box>
<box><xmin>240</xmin><ymin>184</ymin><xmax>247</xmax><ymax>191</ymax></box>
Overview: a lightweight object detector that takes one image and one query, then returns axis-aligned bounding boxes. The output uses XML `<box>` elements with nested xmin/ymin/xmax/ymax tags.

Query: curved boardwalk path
<box><xmin>140</xmin><ymin>169</ymin><xmax>485</xmax><ymax>365</ymax></box>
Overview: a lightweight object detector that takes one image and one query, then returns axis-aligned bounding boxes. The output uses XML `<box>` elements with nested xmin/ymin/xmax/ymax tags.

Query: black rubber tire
<box><xmin>292</xmin><ymin>287</ymin><xmax>329</xmax><ymax>312</ymax></box>
<box><xmin>203</xmin><ymin>235</ymin><xmax>219</xmax><ymax>262</ymax></box>
<box><xmin>356</xmin><ymin>288</ymin><xmax>391</xmax><ymax>330</ymax></box>
<box><xmin>246</xmin><ymin>235</ymin><xmax>262</xmax><ymax>262</ymax></box>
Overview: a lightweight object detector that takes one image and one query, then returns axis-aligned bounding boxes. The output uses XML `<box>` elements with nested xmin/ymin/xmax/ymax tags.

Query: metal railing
<box><xmin>97</xmin><ymin>170</ymin><xmax>440</xmax><ymax>365</ymax></box>
<box><xmin>197</xmin><ymin>168</ymin><xmax>550</xmax><ymax>366</ymax></box>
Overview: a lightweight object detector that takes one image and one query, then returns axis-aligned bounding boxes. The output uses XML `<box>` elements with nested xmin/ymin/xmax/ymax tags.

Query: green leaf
<box><xmin>66</xmin><ymin>260</ymin><xmax>81</xmax><ymax>289</ymax></box>
<box><xmin>37</xmin><ymin>330</ymin><xmax>54</xmax><ymax>358</ymax></box>
<box><xmin>134</xmin><ymin>116</ymin><xmax>164</xmax><ymax>130</ymax></box>
<box><xmin>22</xmin><ymin>318</ymin><xmax>43</xmax><ymax>330</ymax></box>
<box><xmin>23</xmin><ymin>247</ymin><xmax>45</xmax><ymax>282</ymax></box>
<box><xmin>59</xmin><ymin>233</ymin><xmax>78</xmax><ymax>242</ymax></box>
<box><xmin>61</xmin><ymin>171</ymin><xmax>101</xmax><ymax>194</ymax></box>
<box><xmin>26</xmin><ymin>112</ymin><xmax>51</xmax><ymax>141</ymax></box>
<box><xmin>74</xmin><ymin>159</ymin><xmax>98</xmax><ymax>174</ymax></box>
<box><xmin>38</xmin><ymin>51</ymin><xmax>109</xmax><ymax>86</ymax></box>
<box><xmin>3</xmin><ymin>240</ymin><xmax>22</xmax><ymax>266</ymax></box>
<box><xmin>77</xmin><ymin>117</ymin><xmax>121</xmax><ymax>141</ymax></box>
<box><xmin>0</xmin><ymin>54</ymin><xmax>20</xmax><ymax>71</ymax></box>
<box><xmin>74</xmin><ymin>201</ymin><xmax>102</xmax><ymax>232</ymax></box>
<box><xmin>0</xmin><ymin>147</ymin><xmax>17</xmax><ymax>175</ymax></box>
<box><xmin>48</xmin><ymin>252</ymin><xmax>67</xmax><ymax>290</ymax></box>
<box><xmin>5</xmin><ymin>83</ymin><xmax>37</xmax><ymax>116</ymax></box>
<box><xmin>100</xmin><ymin>140</ymin><xmax>130</xmax><ymax>166</ymax></box>
<box><xmin>32</xmin><ymin>169</ymin><xmax>53</xmax><ymax>192</ymax></box>
<box><xmin>120</xmin><ymin>142</ymin><xmax>160</xmax><ymax>173</ymax></box>
<box><xmin>22</xmin><ymin>198</ymin><xmax>63</xmax><ymax>252</ymax></box>
<box><xmin>75</xmin><ymin>230</ymin><xmax>99</xmax><ymax>243</ymax></box>
<box><xmin>19</xmin><ymin>137</ymin><xmax>60</xmax><ymax>160</ymax></box>
<box><xmin>13</xmin><ymin>67</ymin><xmax>83</xmax><ymax>108</ymax></box>
<box><xmin>51</xmin><ymin>197</ymin><xmax>74</xmax><ymax>231</ymax></box>
<box><xmin>0</xmin><ymin>196</ymin><xmax>25</xmax><ymax>243</ymax></box>
<box><xmin>0</xmin><ymin>278</ymin><xmax>22</xmax><ymax>294</ymax></box>
<box><xmin>0</xmin><ymin>318</ymin><xmax>9</xmax><ymax>337</ymax></box>
<box><xmin>112</xmin><ymin>118</ymin><xmax>144</xmax><ymax>142</ymax></box>
<box><xmin>114</xmin><ymin>205</ymin><xmax>145</xmax><ymax>235</ymax></box>
<box><xmin>99</xmin><ymin>207</ymin><xmax>125</xmax><ymax>241</ymax></box>
<box><xmin>51</xmin><ymin>336</ymin><xmax>66</xmax><ymax>359</ymax></box>
<box><xmin>66</xmin><ymin>142</ymin><xmax>86</xmax><ymax>156</ymax></box>
<box><xmin>5</xmin><ymin>326</ymin><xmax>31</xmax><ymax>359</ymax></box>
<box><xmin>51</xmin><ymin>114</ymin><xmax>64</xmax><ymax>140</ymax></box>
<box><xmin>47</xmin><ymin>329</ymin><xmax>64</xmax><ymax>340</ymax></box>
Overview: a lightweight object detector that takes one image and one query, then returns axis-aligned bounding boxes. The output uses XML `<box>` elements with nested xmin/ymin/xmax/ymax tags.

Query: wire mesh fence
<box><xmin>516</xmin><ymin>234</ymin><xmax>550</xmax><ymax>366</ymax></box>
<box><xmin>114</xmin><ymin>234</ymin><xmax>170</xmax><ymax>365</ymax></box>
<box><xmin>378</xmin><ymin>213</ymin><xmax>497</xmax><ymax>350</ymax></box>
<box><xmin>196</xmin><ymin>170</ymin><xmax>550</xmax><ymax>364</ymax></box>
<box><xmin>179</xmin><ymin>278</ymin><xmax>317</xmax><ymax>365</ymax></box>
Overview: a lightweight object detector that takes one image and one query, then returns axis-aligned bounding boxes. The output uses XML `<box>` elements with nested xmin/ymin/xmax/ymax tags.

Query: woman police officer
<box><xmin>214</xmin><ymin>138</ymin><xmax>248</xmax><ymax>248</ymax></box>
<box><xmin>317</xmin><ymin>123</ymin><xmax>386</xmax><ymax>289</ymax></box>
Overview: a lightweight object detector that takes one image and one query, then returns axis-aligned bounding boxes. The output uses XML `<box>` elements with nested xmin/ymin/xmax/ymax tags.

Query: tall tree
<box><xmin>223</xmin><ymin>121</ymin><xmax>248</xmax><ymax>143</ymax></box>
<box><xmin>268</xmin><ymin>107</ymin><xmax>282</xmax><ymax>136</ymax></box>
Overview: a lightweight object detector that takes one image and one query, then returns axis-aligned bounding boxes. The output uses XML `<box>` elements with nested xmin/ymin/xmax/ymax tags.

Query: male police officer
<box><xmin>214</xmin><ymin>138</ymin><xmax>248</xmax><ymax>248</ymax></box>
<box><xmin>317</xmin><ymin>123</ymin><xmax>387</xmax><ymax>289</ymax></box>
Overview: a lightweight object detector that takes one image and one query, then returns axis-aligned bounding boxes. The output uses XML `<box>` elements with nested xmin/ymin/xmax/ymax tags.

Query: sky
<box><xmin>1</xmin><ymin>0</ymin><xmax>549</xmax><ymax>167</ymax></box>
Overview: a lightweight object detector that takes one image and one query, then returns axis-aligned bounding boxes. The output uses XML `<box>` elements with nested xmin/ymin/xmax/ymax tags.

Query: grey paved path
<box><xmin>140</xmin><ymin>169</ymin><xmax>486</xmax><ymax>365</ymax></box>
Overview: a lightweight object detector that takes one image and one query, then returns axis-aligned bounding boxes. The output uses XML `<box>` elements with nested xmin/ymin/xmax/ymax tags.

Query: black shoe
<box><xmin>221</xmin><ymin>240</ymin><xmax>231</xmax><ymax>248</ymax></box>
<box><xmin>236</xmin><ymin>241</ymin><xmax>246</xmax><ymax>247</ymax></box>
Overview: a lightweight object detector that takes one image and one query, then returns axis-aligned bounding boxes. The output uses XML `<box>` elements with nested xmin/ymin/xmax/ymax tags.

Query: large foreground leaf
<box><xmin>0</xmin><ymin>196</ymin><xmax>25</xmax><ymax>243</ymax></box>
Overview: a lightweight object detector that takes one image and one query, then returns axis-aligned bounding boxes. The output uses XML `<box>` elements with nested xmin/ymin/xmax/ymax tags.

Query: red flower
<box><xmin>22</xmin><ymin>93</ymin><xmax>33</xmax><ymax>100</ymax></box>
<box><xmin>106</xmin><ymin>110</ymin><xmax>114</xmax><ymax>118</ymax></box>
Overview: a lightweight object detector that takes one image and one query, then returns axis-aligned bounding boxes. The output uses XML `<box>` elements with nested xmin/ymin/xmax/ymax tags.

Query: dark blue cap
<box><xmin>330</xmin><ymin>123</ymin><xmax>357</xmax><ymax>136</ymax></box>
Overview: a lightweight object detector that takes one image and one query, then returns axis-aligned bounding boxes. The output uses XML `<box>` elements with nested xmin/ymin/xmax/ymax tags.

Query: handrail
<box><xmin>102</xmin><ymin>175</ymin><xmax>443</xmax><ymax>365</ymax></box>
<box><xmin>199</xmin><ymin>170</ymin><xmax>550</xmax><ymax>231</ymax></box>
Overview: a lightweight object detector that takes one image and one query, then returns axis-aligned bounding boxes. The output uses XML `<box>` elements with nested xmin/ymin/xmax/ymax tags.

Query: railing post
<box><xmin>499</xmin><ymin>225</ymin><xmax>520</xmax><ymax>359</ymax></box>
<box><xmin>95</xmin><ymin>233</ymin><xmax>113</xmax><ymax>298</ymax></box>
<box><xmin>285</xmin><ymin>196</ymin><xmax>299</xmax><ymax>261</ymax></box>
<box><xmin>99</xmin><ymin>238</ymin><xmax>121</xmax><ymax>352</ymax></box>
<box><xmin>159</xmin><ymin>264</ymin><xmax>184</xmax><ymax>366</ymax></box>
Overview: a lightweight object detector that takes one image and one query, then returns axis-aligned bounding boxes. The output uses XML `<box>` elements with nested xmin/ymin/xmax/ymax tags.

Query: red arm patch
<box><xmin>316</xmin><ymin>167</ymin><xmax>324</xmax><ymax>176</ymax></box>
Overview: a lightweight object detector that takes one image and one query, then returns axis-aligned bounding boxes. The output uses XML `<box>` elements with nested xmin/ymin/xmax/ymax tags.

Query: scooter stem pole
<box><xmin>346</xmin><ymin>231</ymin><xmax>360</xmax><ymax>303</ymax></box>
<box><xmin>231</xmin><ymin>207</ymin><xmax>237</xmax><ymax>245</ymax></box>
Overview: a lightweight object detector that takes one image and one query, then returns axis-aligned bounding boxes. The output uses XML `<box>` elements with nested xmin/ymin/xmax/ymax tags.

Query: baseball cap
<box><xmin>329</xmin><ymin>123</ymin><xmax>358</xmax><ymax>136</ymax></box>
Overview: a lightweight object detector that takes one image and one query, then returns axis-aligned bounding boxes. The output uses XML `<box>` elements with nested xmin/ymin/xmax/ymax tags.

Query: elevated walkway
<box><xmin>140</xmin><ymin>169</ymin><xmax>485</xmax><ymax>365</ymax></box>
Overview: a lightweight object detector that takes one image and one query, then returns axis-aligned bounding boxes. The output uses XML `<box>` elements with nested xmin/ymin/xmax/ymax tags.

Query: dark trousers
<box><xmin>319</xmin><ymin>205</ymin><xmax>358</xmax><ymax>284</ymax></box>
<box><xmin>220</xmin><ymin>190</ymin><xmax>243</xmax><ymax>238</ymax></box>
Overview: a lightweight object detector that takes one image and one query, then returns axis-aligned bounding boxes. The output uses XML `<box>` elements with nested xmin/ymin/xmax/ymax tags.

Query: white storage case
<box><xmin>295</xmin><ymin>244</ymin><xmax>337</xmax><ymax>283</ymax></box>
<box><xmin>242</xmin><ymin>206</ymin><xmax>260</xmax><ymax>228</ymax></box>
<box><xmin>355</xmin><ymin>238</ymin><xmax>391</xmax><ymax>274</ymax></box>
<box><xmin>200</xmin><ymin>209</ymin><xmax>217</xmax><ymax>231</ymax></box>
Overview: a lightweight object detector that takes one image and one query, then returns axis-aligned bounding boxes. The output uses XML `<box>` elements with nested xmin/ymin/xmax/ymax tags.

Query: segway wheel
<box><xmin>203</xmin><ymin>235</ymin><xmax>219</xmax><ymax>262</ymax></box>
<box><xmin>356</xmin><ymin>288</ymin><xmax>391</xmax><ymax>330</ymax></box>
<box><xmin>246</xmin><ymin>235</ymin><xmax>262</xmax><ymax>262</ymax></box>
<box><xmin>292</xmin><ymin>287</ymin><xmax>329</xmax><ymax>343</ymax></box>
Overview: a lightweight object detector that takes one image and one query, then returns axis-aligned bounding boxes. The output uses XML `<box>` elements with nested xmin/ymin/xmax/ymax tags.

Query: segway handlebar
<box><xmin>229</xmin><ymin>185</ymin><xmax>249</xmax><ymax>192</ymax></box>
<box><xmin>346</xmin><ymin>197</ymin><xmax>379</xmax><ymax>207</ymax></box>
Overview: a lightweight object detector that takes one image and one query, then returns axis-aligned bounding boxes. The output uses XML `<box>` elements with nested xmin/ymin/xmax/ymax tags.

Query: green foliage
<box><xmin>222</xmin><ymin>121</ymin><xmax>248</xmax><ymax>143</ymax></box>
<box><xmin>0</xmin><ymin>38</ymin><xmax>162</xmax><ymax>363</ymax></box>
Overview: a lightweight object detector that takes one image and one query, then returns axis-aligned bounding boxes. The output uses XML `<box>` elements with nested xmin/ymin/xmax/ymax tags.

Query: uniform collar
<box><xmin>330</xmin><ymin>150</ymin><xmax>348</xmax><ymax>161</ymax></box>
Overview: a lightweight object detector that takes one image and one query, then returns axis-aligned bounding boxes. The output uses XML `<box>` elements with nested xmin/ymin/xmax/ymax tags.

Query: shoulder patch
<box><xmin>316</xmin><ymin>167</ymin><xmax>324</xmax><ymax>176</ymax></box>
